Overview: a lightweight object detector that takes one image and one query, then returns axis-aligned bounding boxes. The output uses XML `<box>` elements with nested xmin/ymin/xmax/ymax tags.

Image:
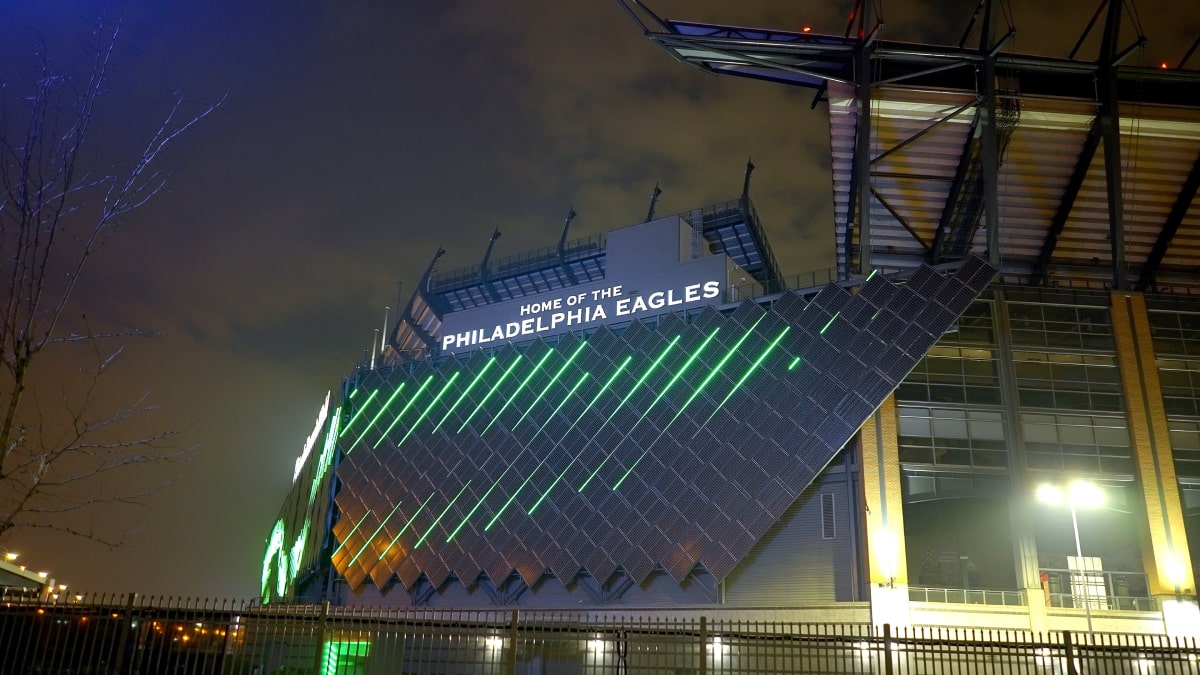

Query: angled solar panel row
<box><xmin>333</xmin><ymin>257</ymin><xmax>997</xmax><ymax>591</ymax></box>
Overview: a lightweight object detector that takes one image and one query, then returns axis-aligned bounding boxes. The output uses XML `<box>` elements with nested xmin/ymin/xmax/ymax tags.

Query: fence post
<box><xmin>883</xmin><ymin>622</ymin><xmax>893</xmax><ymax>675</ymax></box>
<box><xmin>111</xmin><ymin>592</ymin><xmax>137</xmax><ymax>675</ymax></box>
<box><xmin>505</xmin><ymin>609</ymin><xmax>518</xmax><ymax>675</ymax></box>
<box><xmin>1063</xmin><ymin>630</ymin><xmax>1077</xmax><ymax>675</ymax></box>
<box><xmin>699</xmin><ymin>615</ymin><xmax>707</xmax><ymax>675</ymax></box>
<box><xmin>311</xmin><ymin>600</ymin><xmax>330</xmax><ymax>675</ymax></box>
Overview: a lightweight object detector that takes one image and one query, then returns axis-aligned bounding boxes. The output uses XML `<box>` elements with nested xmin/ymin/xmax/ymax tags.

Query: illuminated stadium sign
<box><xmin>440</xmin><ymin>280</ymin><xmax>721</xmax><ymax>351</ymax></box>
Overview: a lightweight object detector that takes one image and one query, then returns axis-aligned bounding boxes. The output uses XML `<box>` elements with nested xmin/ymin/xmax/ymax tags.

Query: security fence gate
<box><xmin>1</xmin><ymin>594</ymin><xmax>1198</xmax><ymax>674</ymax></box>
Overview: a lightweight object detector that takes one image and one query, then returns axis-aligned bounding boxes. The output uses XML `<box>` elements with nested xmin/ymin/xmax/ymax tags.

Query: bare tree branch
<box><xmin>0</xmin><ymin>15</ymin><xmax>219</xmax><ymax>544</ymax></box>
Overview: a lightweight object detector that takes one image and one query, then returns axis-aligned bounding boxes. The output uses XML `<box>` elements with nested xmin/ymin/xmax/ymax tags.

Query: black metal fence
<box><xmin>2</xmin><ymin>593</ymin><xmax>1198</xmax><ymax>674</ymax></box>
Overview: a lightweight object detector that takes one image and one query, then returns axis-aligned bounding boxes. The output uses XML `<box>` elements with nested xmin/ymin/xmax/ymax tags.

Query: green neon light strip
<box><xmin>457</xmin><ymin>355</ymin><xmax>524</xmax><ymax>432</ymax></box>
<box><xmin>446</xmin><ymin>465</ymin><xmax>513</xmax><ymax>542</ymax></box>
<box><xmin>512</xmin><ymin>342</ymin><xmax>587</xmax><ymax>429</ymax></box>
<box><xmin>345</xmin><ymin>501</ymin><xmax>405</xmax><ymax>568</ymax></box>
<box><xmin>485</xmin><ymin>470</ymin><xmax>541</xmax><ymax>530</ymax></box>
<box><xmin>331</xmin><ymin>511</ymin><xmax>373</xmax><ymax>555</ymax></box>
<box><xmin>309</xmin><ymin>408</ymin><xmax>341</xmax><ymax>504</ymax></box>
<box><xmin>373</xmin><ymin>493</ymin><xmax>437</xmax><ymax>563</ymax></box>
<box><xmin>480</xmin><ymin>349</ymin><xmax>554</xmax><ymax>435</ymax></box>
<box><xmin>376</xmin><ymin>376</ymin><xmax>435</xmax><ymax>445</ymax></box>
<box><xmin>820</xmin><ymin>311</ymin><xmax>840</xmax><ymax>335</ymax></box>
<box><xmin>702</xmin><ymin>326</ymin><xmax>791</xmax><ymax>427</ymax></box>
<box><xmin>871</xmin><ymin>309</ymin><xmax>880</xmax><ymax>320</ymax></box>
<box><xmin>432</xmin><ymin>357</ymin><xmax>497</xmax><ymax>433</ymax></box>
<box><xmin>577</xmin><ymin>336</ymin><xmax>681</xmax><ymax>492</ymax></box>
<box><xmin>349</xmin><ymin>389</ymin><xmax>359</xmax><ymax>399</ymax></box>
<box><xmin>788</xmin><ymin>356</ymin><xmax>802</xmax><ymax>371</ymax></box>
<box><xmin>338</xmin><ymin>389</ymin><xmax>379</xmax><ymax>437</ymax></box>
<box><xmin>866</xmin><ymin>268</ymin><xmax>878</xmax><ymax>282</ymax></box>
<box><xmin>537</xmin><ymin>371</ymin><xmax>591</xmax><ymax>434</ymax></box>
<box><xmin>348</xmin><ymin>383</ymin><xmax>405</xmax><ymax>450</ymax></box>
<box><xmin>669</xmin><ymin>314</ymin><xmax>766</xmax><ymax>426</ymax></box>
<box><xmin>396</xmin><ymin>371</ymin><xmax>461</xmax><ymax>446</ymax></box>
<box><xmin>413</xmin><ymin>480</ymin><xmax>473</xmax><ymax>548</ymax></box>
<box><xmin>571</xmin><ymin>355</ymin><xmax>632</xmax><ymax>427</ymax></box>
<box><xmin>611</xmin><ymin>452</ymin><xmax>644</xmax><ymax>492</ymax></box>
<box><xmin>639</xmin><ymin>328</ymin><xmax>719</xmax><ymax>422</ymax></box>
<box><xmin>602</xmin><ymin>335</ymin><xmax>681</xmax><ymax>426</ymax></box>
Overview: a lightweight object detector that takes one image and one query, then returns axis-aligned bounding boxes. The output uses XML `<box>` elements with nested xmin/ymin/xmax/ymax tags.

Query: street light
<box><xmin>1038</xmin><ymin>480</ymin><xmax>1106</xmax><ymax>637</ymax></box>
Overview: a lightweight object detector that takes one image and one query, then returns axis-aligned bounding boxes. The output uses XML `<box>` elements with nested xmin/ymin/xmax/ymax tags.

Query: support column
<box><xmin>860</xmin><ymin>395</ymin><xmax>911</xmax><ymax>627</ymax></box>
<box><xmin>1110</xmin><ymin>292</ymin><xmax>1197</xmax><ymax>634</ymax></box>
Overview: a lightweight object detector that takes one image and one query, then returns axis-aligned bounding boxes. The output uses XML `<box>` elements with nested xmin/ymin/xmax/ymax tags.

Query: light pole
<box><xmin>1038</xmin><ymin>480</ymin><xmax>1106</xmax><ymax>638</ymax></box>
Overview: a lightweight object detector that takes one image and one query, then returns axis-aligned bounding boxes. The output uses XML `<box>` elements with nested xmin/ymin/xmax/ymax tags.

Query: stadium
<box><xmin>264</xmin><ymin>0</ymin><xmax>1200</xmax><ymax>637</ymax></box>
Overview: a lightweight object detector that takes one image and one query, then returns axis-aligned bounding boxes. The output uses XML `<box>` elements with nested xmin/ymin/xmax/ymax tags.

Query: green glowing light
<box><xmin>512</xmin><ymin>342</ymin><xmax>586</xmax><ymax>429</ymax></box>
<box><xmin>345</xmin><ymin>501</ymin><xmax>405</xmax><ymax>568</ymax></box>
<box><xmin>414</xmin><ymin>481</ymin><xmax>473</xmax><ymax>548</ymax></box>
<box><xmin>309</xmin><ymin>407</ymin><xmax>340</xmax><ymax>504</ymax></box>
<box><xmin>261</xmin><ymin>519</ymin><xmax>286</xmax><ymax>601</ymax></box>
<box><xmin>349</xmin><ymin>389</ymin><xmax>359</xmax><ymax>399</ymax></box>
<box><xmin>289</xmin><ymin>519</ymin><xmax>310</xmax><ymax>584</ymax></box>
<box><xmin>377</xmin><ymin>376</ymin><xmax>435</xmax><ymax>445</ymax></box>
<box><xmin>537</xmin><ymin>371</ymin><xmax>591</xmax><ymax>434</ymax></box>
<box><xmin>670</xmin><ymin>315</ymin><xmax>766</xmax><ymax>425</ymax></box>
<box><xmin>458</xmin><ymin>355</ymin><xmax>524</xmax><ymax>432</ymax></box>
<box><xmin>485</xmin><ymin>471</ymin><xmax>540</xmax><ymax>530</ymax></box>
<box><xmin>446</xmin><ymin>465</ymin><xmax>513</xmax><ymax>542</ymax></box>
<box><xmin>788</xmin><ymin>356</ymin><xmax>802</xmax><ymax>370</ymax></box>
<box><xmin>322</xmin><ymin>640</ymin><xmax>371</xmax><ymax>675</ymax></box>
<box><xmin>639</xmin><ymin>328</ymin><xmax>719</xmax><ymax>421</ymax></box>
<box><xmin>338</xmin><ymin>389</ymin><xmax>378</xmax><ymax>437</ymax></box>
<box><xmin>871</xmin><ymin>309</ymin><xmax>880</xmax><ymax>320</ymax></box>
<box><xmin>604</xmin><ymin>335</ymin><xmax>681</xmax><ymax>425</ymax></box>
<box><xmin>480</xmin><ymin>349</ymin><xmax>554</xmax><ymax>435</ymax></box>
<box><xmin>702</xmin><ymin>326</ymin><xmax>791</xmax><ymax>427</ymax></box>
<box><xmin>611</xmin><ymin>454</ymin><xmax>643</xmax><ymax>492</ymax></box>
<box><xmin>374</xmin><ymin>493</ymin><xmax>437</xmax><ymax>563</ymax></box>
<box><xmin>820</xmin><ymin>311</ymin><xmax>840</xmax><ymax>335</ymax></box>
<box><xmin>570</xmin><ymin>355</ymin><xmax>632</xmax><ymax>427</ymax></box>
<box><xmin>348</xmin><ymin>384</ymin><xmax>405</xmax><ymax>450</ymax></box>
<box><xmin>432</xmin><ymin>357</ymin><xmax>497</xmax><ymax>432</ymax></box>
<box><xmin>331</xmin><ymin>510</ymin><xmax>373</xmax><ymax>555</ymax></box>
<box><xmin>866</xmin><ymin>268</ymin><xmax>878</xmax><ymax>282</ymax></box>
<box><xmin>578</xmin><ymin>337</ymin><xmax>681</xmax><ymax>492</ymax></box>
<box><xmin>396</xmin><ymin>371</ymin><xmax>461</xmax><ymax>446</ymax></box>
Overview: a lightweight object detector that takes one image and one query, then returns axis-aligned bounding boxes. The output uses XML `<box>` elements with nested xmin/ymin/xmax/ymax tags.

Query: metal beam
<box><xmin>931</xmin><ymin>116</ymin><xmax>980</xmax><ymax>264</ymax></box>
<box><xmin>1099</xmin><ymin>0</ymin><xmax>1128</xmax><ymax>290</ymax></box>
<box><xmin>979</xmin><ymin>0</ymin><xmax>1001</xmax><ymax>267</ymax></box>
<box><xmin>1135</xmin><ymin>151</ymin><xmax>1200</xmax><ymax>291</ymax></box>
<box><xmin>1029</xmin><ymin>122</ymin><xmax>1102</xmax><ymax>285</ymax></box>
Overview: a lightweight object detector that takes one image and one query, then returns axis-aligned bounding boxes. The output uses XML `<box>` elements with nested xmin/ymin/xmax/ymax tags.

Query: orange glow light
<box><xmin>802</xmin><ymin>26</ymin><xmax>812</xmax><ymax>33</ymax></box>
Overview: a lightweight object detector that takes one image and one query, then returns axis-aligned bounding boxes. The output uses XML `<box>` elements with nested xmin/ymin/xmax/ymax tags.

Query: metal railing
<box><xmin>3</xmin><ymin>593</ymin><xmax>1199</xmax><ymax>674</ymax></box>
<box><xmin>909</xmin><ymin>585</ymin><xmax>1027</xmax><ymax>607</ymax></box>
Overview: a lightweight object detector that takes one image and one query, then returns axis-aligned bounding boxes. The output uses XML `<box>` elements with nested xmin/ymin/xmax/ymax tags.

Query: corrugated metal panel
<box><xmin>723</xmin><ymin>474</ymin><xmax>855</xmax><ymax>606</ymax></box>
<box><xmin>829</xmin><ymin>81</ymin><xmax>1200</xmax><ymax>288</ymax></box>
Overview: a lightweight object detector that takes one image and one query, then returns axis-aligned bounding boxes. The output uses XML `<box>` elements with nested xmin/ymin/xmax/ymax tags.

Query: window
<box><xmin>1148</xmin><ymin>310</ymin><xmax>1200</xmax><ymax>358</ymax></box>
<box><xmin>821</xmin><ymin>493</ymin><xmax>836</xmax><ymax>539</ymax></box>
<box><xmin>898</xmin><ymin>406</ymin><xmax>1008</xmax><ymax>469</ymax></box>
<box><xmin>1013</xmin><ymin>352</ymin><xmax>1123</xmax><ymax>412</ymax></box>
<box><xmin>1007</xmin><ymin>303</ymin><xmax>1113</xmax><ymax>350</ymax></box>
<box><xmin>897</xmin><ymin>347</ymin><xmax>1001</xmax><ymax>405</ymax></box>
<box><xmin>1169</xmin><ymin>419</ymin><xmax>1200</xmax><ymax>479</ymax></box>
<box><xmin>1021</xmin><ymin>413</ymin><xmax>1133</xmax><ymax>475</ymax></box>
<box><xmin>1158</xmin><ymin>359</ymin><xmax>1200</xmax><ymax>418</ymax></box>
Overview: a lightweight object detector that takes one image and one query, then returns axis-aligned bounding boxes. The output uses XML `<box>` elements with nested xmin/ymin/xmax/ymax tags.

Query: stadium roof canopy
<box><xmin>619</xmin><ymin>0</ymin><xmax>1200</xmax><ymax>294</ymax></box>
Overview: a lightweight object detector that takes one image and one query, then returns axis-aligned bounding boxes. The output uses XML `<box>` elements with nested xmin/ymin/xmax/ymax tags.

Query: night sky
<box><xmin>1</xmin><ymin>1</ymin><xmax>1195</xmax><ymax>598</ymax></box>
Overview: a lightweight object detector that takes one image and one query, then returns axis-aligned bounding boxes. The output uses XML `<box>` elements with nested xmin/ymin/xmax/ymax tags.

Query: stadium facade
<box><xmin>266</xmin><ymin>0</ymin><xmax>1200</xmax><ymax>636</ymax></box>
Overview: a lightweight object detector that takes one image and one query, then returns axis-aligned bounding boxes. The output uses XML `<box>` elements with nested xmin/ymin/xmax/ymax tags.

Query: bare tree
<box><xmin>0</xmin><ymin>18</ymin><xmax>223</xmax><ymax>545</ymax></box>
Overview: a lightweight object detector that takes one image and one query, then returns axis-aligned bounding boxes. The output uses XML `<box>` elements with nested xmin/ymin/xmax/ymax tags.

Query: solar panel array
<box><xmin>332</xmin><ymin>257</ymin><xmax>997</xmax><ymax>591</ymax></box>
